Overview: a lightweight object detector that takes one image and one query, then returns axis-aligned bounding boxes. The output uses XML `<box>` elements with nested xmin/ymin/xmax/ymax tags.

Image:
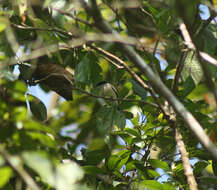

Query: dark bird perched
<box><xmin>19</xmin><ymin>56</ymin><xmax>74</xmax><ymax>101</ymax></box>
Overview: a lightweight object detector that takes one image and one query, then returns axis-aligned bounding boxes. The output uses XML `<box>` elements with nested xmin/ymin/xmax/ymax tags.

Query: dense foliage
<box><xmin>0</xmin><ymin>0</ymin><xmax>217</xmax><ymax>189</ymax></box>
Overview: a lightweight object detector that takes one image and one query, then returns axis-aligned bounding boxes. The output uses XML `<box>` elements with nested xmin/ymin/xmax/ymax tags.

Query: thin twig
<box><xmin>149</xmin><ymin>37</ymin><xmax>161</xmax><ymax>75</ymax></box>
<box><xmin>172</xmin><ymin>50</ymin><xmax>188</xmax><ymax>93</ymax></box>
<box><xmin>11</xmin><ymin>23</ymin><xmax>75</xmax><ymax>37</ymax></box>
<box><xmin>0</xmin><ymin>145</ymin><xmax>41</xmax><ymax>190</ymax></box>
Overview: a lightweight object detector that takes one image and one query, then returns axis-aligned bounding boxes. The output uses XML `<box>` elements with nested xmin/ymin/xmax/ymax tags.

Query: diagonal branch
<box><xmin>174</xmin><ymin>124</ymin><xmax>198</xmax><ymax>190</ymax></box>
<box><xmin>81</xmin><ymin>0</ymin><xmax>217</xmax><ymax>160</ymax></box>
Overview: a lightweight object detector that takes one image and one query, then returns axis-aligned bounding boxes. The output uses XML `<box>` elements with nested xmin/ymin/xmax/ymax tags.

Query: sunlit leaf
<box><xmin>181</xmin><ymin>50</ymin><xmax>203</xmax><ymax>85</ymax></box>
<box><xmin>0</xmin><ymin>167</ymin><xmax>12</xmax><ymax>188</ymax></box>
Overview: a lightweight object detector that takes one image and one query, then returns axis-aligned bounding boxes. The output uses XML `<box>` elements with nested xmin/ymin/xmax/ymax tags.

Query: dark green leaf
<box><xmin>83</xmin><ymin>165</ymin><xmax>105</xmax><ymax>175</ymax></box>
<box><xmin>147</xmin><ymin>159</ymin><xmax>170</xmax><ymax>172</ymax></box>
<box><xmin>75</xmin><ymin>54</ymin><xmax>102</xmax><ymax>85</ymax></box>
<box><xmin>131</xmin><ymin>80</ymin><xmax>147</xmax><ymax>100</ymax></box>
<box><xmin>181</xmin><ymin>76</ymin><xmax>196</xmax><ymax>97</ymax></box>
<box><xmin>28</xmin><ymin>95</ymin><xmax>47</xmax><ymax>121</ymax></box>
<box><xmin>96</xmin><ymin>106</ymin><xmax>115</xmax><ymax>136</ymax></box>
<box><xmin>114</xmin><ymin>110</ymin><xmax>126</xmax><ymax>130</ymax></box>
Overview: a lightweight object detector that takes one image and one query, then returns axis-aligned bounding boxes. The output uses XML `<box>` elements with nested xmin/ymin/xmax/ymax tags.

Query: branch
<box><xmin>81</xmin><ymin>0</ymin><xmax>217</xmax><ymax>160</ymax></box>
<box><xmin>11</xmin><ymin>23</ymin><xmax>76</xmax><ymax>38</ymax></box>
<box><xmin>0</xmin><ymin>145</ymin><xmax>41</xmax><ymax>190</ymax></box>
<box><xmin>89</xmin><ymin>45</ymin><xmax>124</xmax><ymax>69</ymax></box>
<box><xmin>174</xmin><ymin>122</ymin><xmax>198</xmax><ymax>190</ymax></box>
<box><xmin>172</xmin><ymin>50</ymin><xmax>188</xmax><ymax>93</ymax></box>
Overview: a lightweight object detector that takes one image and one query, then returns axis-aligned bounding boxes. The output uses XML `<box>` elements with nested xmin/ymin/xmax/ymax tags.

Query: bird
<box><xmin>96</xmin><ymin>81</ymin><xmax>119</xmax><ymax>106</ymax></box>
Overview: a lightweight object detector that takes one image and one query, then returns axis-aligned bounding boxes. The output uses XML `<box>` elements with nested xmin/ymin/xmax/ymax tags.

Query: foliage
<box><xmin>0</xmin><ymin>0</ymin><xmax>217</xmax><ymax>189</ymax></box>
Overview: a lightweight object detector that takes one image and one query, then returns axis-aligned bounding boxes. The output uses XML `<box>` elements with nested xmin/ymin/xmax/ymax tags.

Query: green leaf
<box><xmin>114</xmin><ymin>110</ymin><xmax>126</xmax><ymax>130</ymax></box>
<box><xmin>0</xmin><ymin>167</ymin><xmax>12</xmax><ymax>188</ymax></box>
<box><xmin>187</xmin><ymin>84</ymin><xmax>209</xmax><ymax>101</ymax></box>
<box><xmin>75</xmin><ymin>54</ymin><xmax>102</xmax><ymax>85</ymax></box>
<box><xmin>124</xmin><ymin>128</ymin><xmax>140</xmax><ymax>138</ymax></box>
<box><xmin>82</xmin><ymin>149</ymin><xmax>107</xmax><ymax>165</ymax></box>
<box><xmin>0</xmin><ymin>23</ymin><xmax>6</xmax><ymax>32</ymax></box>
<box><xmin>107</xmin><ymin>155</ymin><xmax>120</xmax><ymax>171</ymax></box>
<box><xmin>96</xmin><ymin>106</ymin><xmax>115</xmax><ymax>136</ymax></box>
<box><xmin>14</xmin><ymin>80</ymin><xmax>27</xmax><ymax>93</ymax></box>
<box><xmin>75</xmin><ymin>56</ymin><xmax>90</xmax><ymax>83</ymax></box>
<box><xmin>147</xmin><ymin>159</ymin><xmax>170</xmax><ymax>171</ymax></box>
<box><xmin>82</xmin><ymin>165</ymin><xmax>104</xmax><ymax>175</ymax></box>
<box><xmin>131</xmin><ymin>80</ymin><xmax>147</xmax><ymax>100</ymax></box>
<box><xmin>181</xmin><ymin>76</ymin><xmax>196</xmax><ymax>97</ymax></box>
<box><xmin>0</xmin><ymin>17</ymin><xmax>6</xmax><ymax>32</ymax></box>
<box><xmin>108</xmin><ymin>150</ymin><xmax>131</xmax><ymax>171</ymax></box>
<box><xmin>181</xmin><ymin>50</ymin><xmax>203</xmax><ymax>85</ymax></box>
<box><xmin>162</xmin><ymin>183</ymin><xmax>175</xmax><ymax>190</ymax></box>
<box><xmin>26</xmin><ymin>131</ymin><xmax>55</xmax><ymax>148</ymax></box>
<box><xmin>147</xmin><ymin>169</ymin><xmax>160</xmax><ymax>178</ymax></box>
<box><xmin>140</xmin><ymin>180</ymin><xmax>164</xmax><ymax>190</ymax></box>
<box><xmin>28</xmin><ymin>95</ymin><xmax>47</xmax><ymax>121</ymax></box>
